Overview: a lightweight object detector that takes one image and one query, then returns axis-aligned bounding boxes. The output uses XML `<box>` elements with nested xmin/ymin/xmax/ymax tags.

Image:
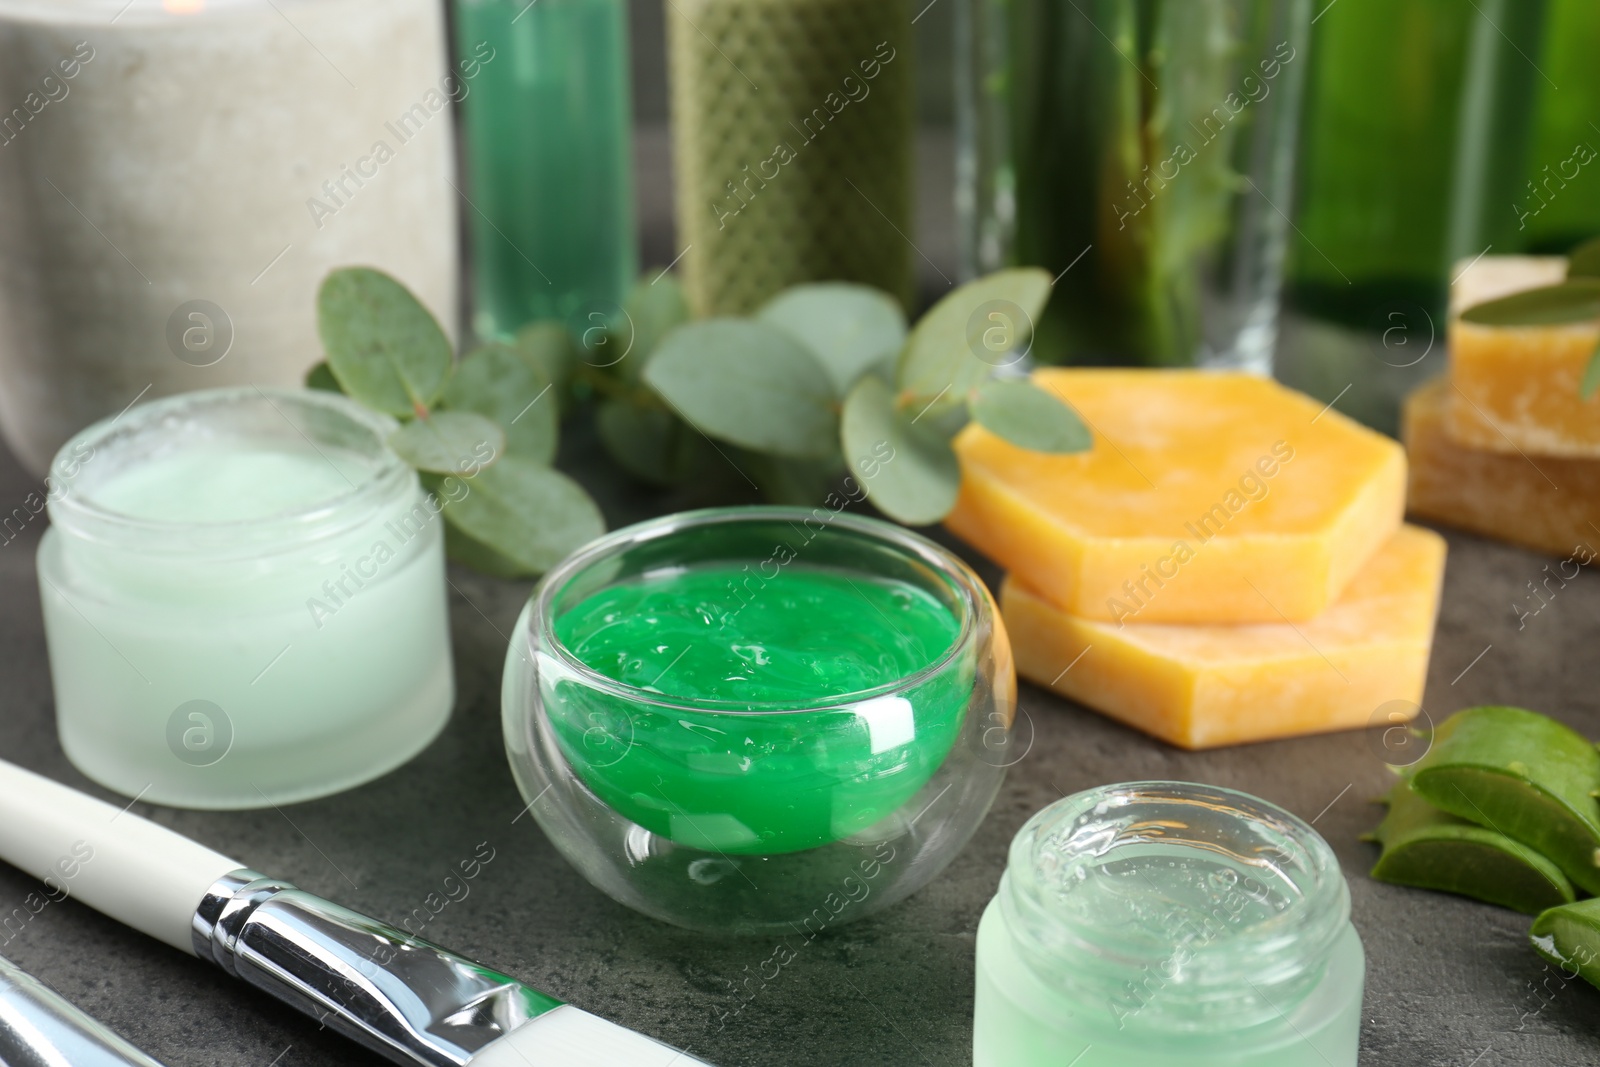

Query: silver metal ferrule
<box><xmin>0</xmin><ymin>953</ymin><xmax>168</xmax><ymax>1067</ymax></box>
<box><xmin>191</xmin><ymin>869</ymin><xmax>561</xmax><ymax>1067</ymax></box>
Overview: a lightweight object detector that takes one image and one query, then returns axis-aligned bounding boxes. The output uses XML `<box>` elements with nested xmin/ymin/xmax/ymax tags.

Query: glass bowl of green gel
<box><xmin>503</xmin><ymin>507</ymin><xmax>1017</xmax><ymax>934</ymax></box>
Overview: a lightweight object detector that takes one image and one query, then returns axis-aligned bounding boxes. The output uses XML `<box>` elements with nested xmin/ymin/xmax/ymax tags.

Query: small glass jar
<box><xmin>38</xmin><ymin>387</ymin><xmax>454</xmax><ymax>809</ymax></box>
<box><xmin>975</xmin><ymin>782</ymin><xmax>1363</xmax><ymax>1067</ymax></box>
<box><xmin>502</xmin><ymin>507</ymin><xmax>1017</xmax><ymax>934</ymax></box>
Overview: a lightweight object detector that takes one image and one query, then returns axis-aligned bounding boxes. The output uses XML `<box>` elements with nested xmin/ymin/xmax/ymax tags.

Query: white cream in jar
<box><xmin>37</xmin><ymin>387</ymin><xmax>454</xmax><ymax>808</ymax></box>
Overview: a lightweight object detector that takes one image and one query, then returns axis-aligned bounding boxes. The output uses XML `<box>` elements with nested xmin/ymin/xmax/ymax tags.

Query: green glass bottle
<box><xmin>452</xmin><ymin>0</ymin><xmax>638</xmax><ymax>341</ymax></box>
<box><xmin>1518</xmin><ymin>0</ymin><xmax>1600</xmax><ymax>254</ymax></box>
<box><xmin>1279</xmin><ymin>0</ymin><xmax>1547</xmax><ymax>431</ymax></box>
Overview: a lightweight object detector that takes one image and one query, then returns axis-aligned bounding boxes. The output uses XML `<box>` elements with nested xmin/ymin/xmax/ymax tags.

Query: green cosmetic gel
<box><xmin>549</xmin><ymin>562</ymin><xmax>972</xmax><ymax>855</ymax></box>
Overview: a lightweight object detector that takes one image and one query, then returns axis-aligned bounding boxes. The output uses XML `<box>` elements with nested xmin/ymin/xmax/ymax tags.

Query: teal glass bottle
<box><xmin>452</xmin><ymin>0</ymin><xmax>638</xmax><ymax>341</ymax></box>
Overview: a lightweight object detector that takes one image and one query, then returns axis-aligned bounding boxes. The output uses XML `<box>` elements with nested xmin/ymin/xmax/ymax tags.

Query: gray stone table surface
<box><xmin>3</xmin><ymin>126</ymin><xmax>1599</xmax><ymax>1067</ymax></box>
<box><xmin>2</xmin><ymin>419</ymin><xmax>1599</xmax><ymax>1067</ymax></box>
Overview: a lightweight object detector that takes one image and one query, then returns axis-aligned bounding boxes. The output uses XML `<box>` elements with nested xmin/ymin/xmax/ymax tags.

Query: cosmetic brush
<box><xmin>0</xmin><ymin>759</ymin><xmax>712</xmax><ymax>1066</ymax></box>
<box><xmin>0</xmin><ymin>951</ymin><xmax>171</xmax><ymax>1066</ymax></box>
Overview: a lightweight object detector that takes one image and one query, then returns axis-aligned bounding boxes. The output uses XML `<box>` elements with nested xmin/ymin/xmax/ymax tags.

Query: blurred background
<box><xmin>1</xmin><ymin>0</ymin><xmax>1592</xmax><ymax>469</ymax></box>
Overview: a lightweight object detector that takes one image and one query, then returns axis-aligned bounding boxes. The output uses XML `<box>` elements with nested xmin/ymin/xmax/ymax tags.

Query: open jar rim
<box><xmin>1001</xmin><ymin>781</ymin><xmax>1350</xmax><ymax>1033</ymax></box>
<box><xmin>47</xmin><ymin>386</ymin><xmax>411</xmax><ymax>557</ymax></box>
<box><xmin>529</xmin><ymin>506</ymin><xmax>986</xmax><ymax>717</ymax></box>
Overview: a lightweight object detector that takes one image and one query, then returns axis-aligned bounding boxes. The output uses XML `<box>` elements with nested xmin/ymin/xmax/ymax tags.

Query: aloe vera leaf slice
<box><xmin>1368</xmin><ymin>779</ymin><xmax>1575</xmax><ymax>915</ymax></box>
<box><xmin>1531</xmin><ymin>899</ymin><xmax>1600</xmax><ymax>990</ymax></box>
<box><xmin>1410</xmin><ymin>706</ymin><xmax>1600</xmax><ymax>895</ymax></box>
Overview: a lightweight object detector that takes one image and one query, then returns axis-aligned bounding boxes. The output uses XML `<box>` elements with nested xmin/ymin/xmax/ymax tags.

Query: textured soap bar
<box><xmin>948</xmin><ymin>369</ymin><xmax>1406</xmax><ymax>623</ymax></box>
<box><xmin>1002</xmin><ymin>525</ymin><xmax>1446</xmax><ymax>750</ymax></box>
<box><xmin>1449</xmin><ymin>254</ymin><xmax>1566</xmax><ymax>314</ymax></box>
<box><xmin>1447</xmin><ymin>255</ymin><xmax>1600</xmax><ymax>457</ymax></box>
<box><xmin>1406</xmin><ymin>376</ymin><xmax>1600</xmax><ymax>558</ymax></box>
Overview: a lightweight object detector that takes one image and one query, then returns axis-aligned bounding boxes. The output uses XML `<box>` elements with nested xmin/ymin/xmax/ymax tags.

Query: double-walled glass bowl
<box><xmin>502</xmin><ymin>507</ymin><xmax>1017</xmax><ymax>934</ymax></box>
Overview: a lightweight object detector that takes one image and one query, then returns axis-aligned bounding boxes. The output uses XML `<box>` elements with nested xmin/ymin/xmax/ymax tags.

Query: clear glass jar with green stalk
<box><xmin>957</xmin><ymin>0</ymin><xmax>1310</xmax><ymax>371</ymax></box>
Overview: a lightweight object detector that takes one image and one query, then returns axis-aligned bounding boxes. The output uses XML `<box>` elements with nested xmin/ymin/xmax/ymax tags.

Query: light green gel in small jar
<box><xmin>975</xmin><ymin>782</ymin><xmax>1364</xmax><ymax>1067</ymax></box>
<box><xmin>37</xmin><ymin>387</ymin><xmax>454</xmax><ymax>809</ymax></box>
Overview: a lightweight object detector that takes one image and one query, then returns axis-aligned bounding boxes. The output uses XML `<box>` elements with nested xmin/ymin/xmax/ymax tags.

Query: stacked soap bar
<box><xmin>1406</xmin><ymin>255</ymin><xmax>1600</xmax><ymax>555</ymax></box>
<box><xmin>948</xmin><ymin>370</ymin><xmax>1446</xmax><ymax>749</ymax></box>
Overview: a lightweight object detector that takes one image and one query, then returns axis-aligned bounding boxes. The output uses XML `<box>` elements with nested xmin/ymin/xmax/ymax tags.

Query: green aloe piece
<box><xmin>1531</xmin><ymin>899</ymin><xmax>1600</xmax><ymax>990</ymax></box>
<box><xmin>1410</xmin><ymin>706</ymin><xmax>1600</xmax><ymax>895</ymax></box>
<box><xmin>1367</xmin><ymin>777</ymin><xmax>1575</xmax><ymax>915</ymax></box>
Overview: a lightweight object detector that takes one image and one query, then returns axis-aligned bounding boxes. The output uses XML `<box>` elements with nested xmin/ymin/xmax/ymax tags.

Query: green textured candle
<box><xmin>666</xmin><ymin>0</ymin><xmax>916</xmax><ymax>315</ymax></box>
<box><xmin>549</xmin><ymin>562</ymin><xmax>971</xmax><ymax>854</ymax></box>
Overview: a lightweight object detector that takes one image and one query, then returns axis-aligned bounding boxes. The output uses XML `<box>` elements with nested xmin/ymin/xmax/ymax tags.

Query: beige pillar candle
<box><xmin>0</xmin><ymin>0</ymin><xmax>462</xmax><ymax>475</ymax></box>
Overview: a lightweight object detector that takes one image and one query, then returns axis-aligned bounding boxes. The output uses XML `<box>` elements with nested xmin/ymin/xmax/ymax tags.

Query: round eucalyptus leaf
<box><xmin>305</xmin><ymin>361</ymin><xmax>342</xmax><ymax>394</ymax></box>
<box><xmin>317</xmin><ymin>267</ymin><xmax>452</xmax><ymax>415</ymax></box>
<box><xmin>1459</xmin><ymin>280</ymin><xmax>1600</xmax><ymax>327</ymax></box>
<box><xmin>389</xmin><ymin>411</ymin><xmax>505</xmax><ymax>475</ymax></box>
<box><xmin>443</xmin><ymin>342</ymin><xmax>557</xmax><ymax>464</ymax></box>
<box><xmin>596</xmin><ymin>399</ymin><xmax>717</xmax><ymax>487</ymax></box>
<box><xmin>514</xmin><ymin>321</ymin><xmax>578</xmax><ymax>393</ymax></box>
<box><xmin>442</xmin><ymin>519</ymin><xmax>536</xmax><ymax>579</ymax></box>
<box><xmin>614</xmin><ymin>272</ymin><xmax>691</xmax><ymax>382</ymax></box>
<box><xmin>741</xmin><ymin>450</ymin><xmax>847</xmax><ymax>507</ymax></box>
<box><xmin>442</xmin><ymin>457</ymin><xmax>604</xmax><ymax>574</ymax></box>
<box><xmin>896</xmin><ymin>268</ymin><xmax>1053</xmax><ymax>408</ymax></box>
<box><xmin>1568</xmin><ymin>236</ymin><xmax>1600</xmax><ymax>279</ymax></box>
<box><xmin>970</xmin><ymin>379</ymin><xmax>1092</xmax><ymax>453</ymax></box>
<box><xmin>841</xmin><ymin>374</ymin><xmax>961</xmax><ymax>526</ymax></box>
<box><xmin>642</xmin><ymin>319</ymin><xmax>839</xmax><ymax>459</ymax></box>
<box><xmin>758</xmin><ymin>283</ymin><xmax>908</xmax><ymax>396</ymax></box>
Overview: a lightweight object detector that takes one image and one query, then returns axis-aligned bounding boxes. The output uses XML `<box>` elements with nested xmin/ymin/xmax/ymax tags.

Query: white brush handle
<box><xmin>0</xmin><ymin>759</ymin><xmax>241</xmax><ymax>954</ymax></box>
<box><xmin>473</xmin><ymin>1006</ymin><xmax>712</xmax><ymax>1067</ymax></box>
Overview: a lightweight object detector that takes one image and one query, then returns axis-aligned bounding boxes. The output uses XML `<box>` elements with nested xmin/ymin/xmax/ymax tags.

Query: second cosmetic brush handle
<box><xmin>0</xmin><ymin>953</ymin><xmax>170</xmax><ymax>1067</ymax></box>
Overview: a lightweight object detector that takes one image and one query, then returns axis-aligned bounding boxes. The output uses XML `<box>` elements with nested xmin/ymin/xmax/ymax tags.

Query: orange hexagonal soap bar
<box><xmin>1447</xmin><ymin>255</ymin><xmax>1600</xmax><ymax>458</ymax></box>
<box><xmin>947</xmin><ymin>369</ymin><xmax>1406</xmax><ymax>623</ymax></box>
<box><xmin>1406</xmin><ymin>375</ymin><xmax>1600</xmax><ymax>559</ymax></box>
<box><xmin>1001</xmin><ymin>525</ymin><xmax>1447</xmax><ymax>750</ymax></box>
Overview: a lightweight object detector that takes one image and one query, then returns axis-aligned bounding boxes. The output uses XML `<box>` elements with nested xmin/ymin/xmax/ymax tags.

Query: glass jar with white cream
<box><xmin>37</xmin><ymin>387</ymin><xmax>454</xmax><ymax>809</ymax></box>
